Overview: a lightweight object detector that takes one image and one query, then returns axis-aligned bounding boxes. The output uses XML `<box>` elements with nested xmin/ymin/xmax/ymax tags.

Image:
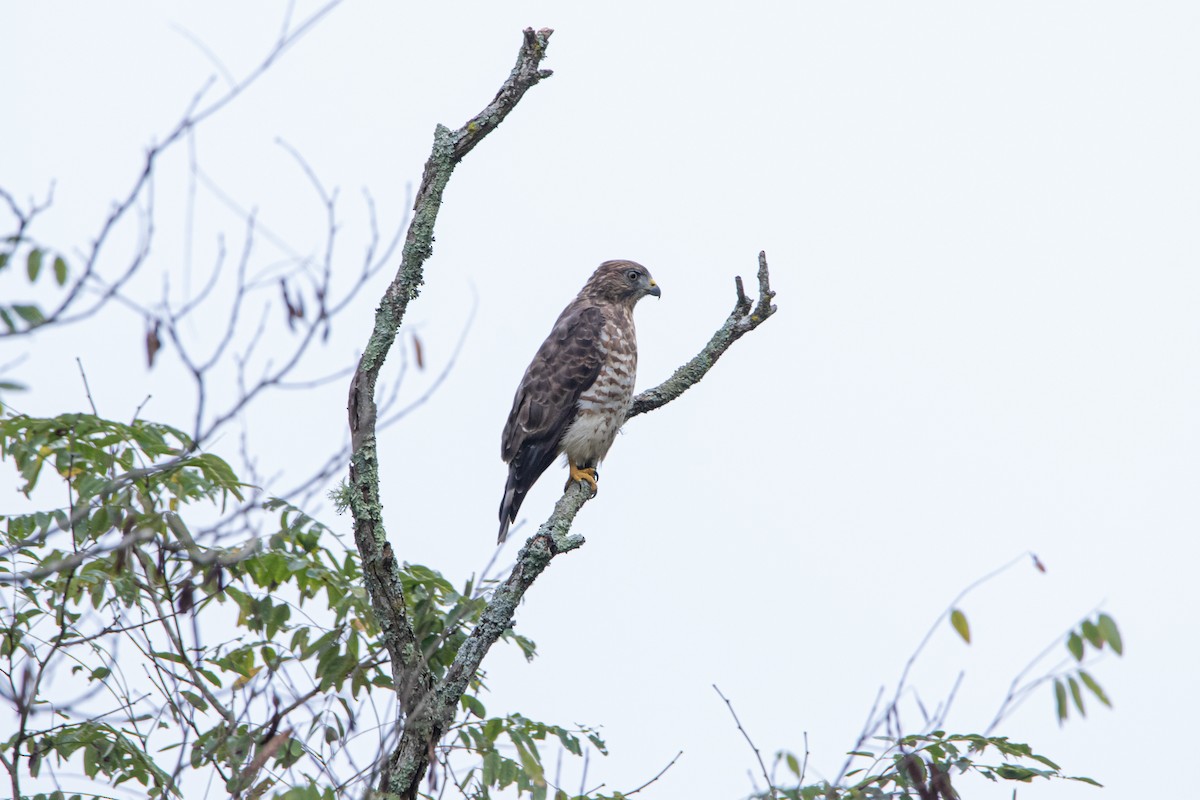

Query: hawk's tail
<box><xmin>498</xmin><ymin>443</ymin><xmax>556</xmax><ymax>543</ymax></box>
<box><xmin>497</xmin><ymin>469</ymin><xmax>527</xmax><ymax>543</ymax></box>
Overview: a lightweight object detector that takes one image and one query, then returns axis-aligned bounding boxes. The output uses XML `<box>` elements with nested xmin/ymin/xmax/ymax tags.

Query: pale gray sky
<box><xmin>4</xmin><ymin>2</ymin><xmax>1199</xmax><ymax>798</ymax></box>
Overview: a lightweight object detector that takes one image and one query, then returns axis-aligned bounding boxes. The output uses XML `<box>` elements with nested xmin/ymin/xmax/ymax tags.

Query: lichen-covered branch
<box><xmin>345</xmin><ymin>27</ymin><xmax>554</xmax><ymax>800</ymax></box>
<box><xmin>440</xmin><ymin>484</ymin><xmax>589</xmax><ymax>704</ymax></box>
<box><xmin>629</xmin><ymin>250</ymin><xmax>777</xmax><ymax>419</ymax></box>
<box><xmin>348</xmin><ymin>26</ymin><xmax>555</xmax><ymax>441</ymax></box>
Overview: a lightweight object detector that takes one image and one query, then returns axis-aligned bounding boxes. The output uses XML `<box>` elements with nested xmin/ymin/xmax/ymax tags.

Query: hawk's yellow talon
<box><xmin>566</xmin><ymin>460</ymin><xmax>598</xmax><ymax>495</ymax></box>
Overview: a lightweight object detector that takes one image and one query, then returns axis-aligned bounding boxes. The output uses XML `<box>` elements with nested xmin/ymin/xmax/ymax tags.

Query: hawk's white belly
<box><xmin>559</xmin><ymin>318</ymin><xmax>637</xmax><ymax>466</ymax></box>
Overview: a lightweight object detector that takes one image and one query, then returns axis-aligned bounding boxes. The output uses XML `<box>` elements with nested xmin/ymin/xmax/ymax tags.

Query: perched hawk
<box><xmin>497</xmin><ymin>260</ymin><xmax>661</xmax><ymax>542</ymax></box>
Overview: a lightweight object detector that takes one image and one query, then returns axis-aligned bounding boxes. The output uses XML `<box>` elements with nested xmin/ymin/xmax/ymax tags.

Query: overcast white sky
<box><xmin>4</xmin><ymin>2</ymin><xmax>1199</xmax><ymax>798</ymax></box>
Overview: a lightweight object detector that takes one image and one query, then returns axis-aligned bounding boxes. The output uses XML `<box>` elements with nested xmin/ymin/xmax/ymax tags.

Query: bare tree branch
<box><xmin>0</xmin><ymin>0</ymin><xmax>344</xmax><ymax>338</ymax></box>
<box><xmin>629</xmin><ymin>250</ymin><xmax>777</xmax><ymax>419</ymax></box>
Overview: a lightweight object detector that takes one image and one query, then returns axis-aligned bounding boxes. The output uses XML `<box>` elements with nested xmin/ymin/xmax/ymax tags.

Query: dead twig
<box><xmin>714</xmin><ymin>685</ymin><xmax>776</xmax><ymax>799</ymax></box>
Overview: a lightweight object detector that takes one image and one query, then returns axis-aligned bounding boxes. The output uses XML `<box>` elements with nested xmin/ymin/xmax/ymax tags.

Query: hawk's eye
<box><xmin>626</xmin><ymin>270</ymin><xmax>640</xmax><ymax>283</ymax></box>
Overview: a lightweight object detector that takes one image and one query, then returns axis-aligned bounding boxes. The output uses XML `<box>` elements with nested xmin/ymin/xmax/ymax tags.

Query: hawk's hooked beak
<box><xmin>647</xmin><ymin>279</ymin><xmax>661</xmax><ymax>298</ymax></box>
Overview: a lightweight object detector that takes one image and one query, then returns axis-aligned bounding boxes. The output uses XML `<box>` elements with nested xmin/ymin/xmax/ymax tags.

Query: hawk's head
<box><xmin>583</xmin><ymin>260</ymin><xmax>661</xmax><ymax>305</ymax></box>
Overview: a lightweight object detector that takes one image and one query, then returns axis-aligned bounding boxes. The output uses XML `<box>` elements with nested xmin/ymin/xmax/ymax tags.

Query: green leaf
<box><xmin>1028</xmin><ymin>752</ymin><xmax>1062</xmax><ymax>770</ymax></box>
<box><xmin>511</xmin><ymin>736</ymin><xmax>545</xmax><ymax>786</ymax></box>
<box><xmin>0</xmin><ymin>307</ymin><xmax>14</xmax><ymax>332</ymax></box>
<box><xmin>1097</xmin><ymin>614</ymin><xmax>1123</xmax><ymax>655</ymax></box>
<box><xmin>995</xmin><ymin>764</ymin><xmax>1037</xmax><ymax>782</ymax></box>
<box><xmin>88</xmin><ymin>506</ymin><xmax>112</xmax><ymax>538</ymax></box>
<box><xmin>180</xmin><ymin>691</ymin><xmax>208</xmax><ymax>711</ymax></box>
<box><xmin>1080</xmin><ymin>619</ymin><xmax>1103</xmax><ymax>648</ymax></box>
<box><xmin>27</xmin><ymin>249</ymin><xmax>43</xmax><ymax>282</ymax></box>
<box><xmin>1067</xmin><ymin>675</ymin><xmax>1086</xmax><ymax>717</ymax></box>
<box><xmin>1078</xmin><ymin>670</ymin><xmax>1111</xmax><ymax>707</ymax></box>
<box><xmin>950</xmin><ymin>608</ymin><xmax>970</xmax><ymax>644</ymax></box>
<box><xmin>461</xmin><ymin>694</ymin><xmax>486</xmax><ymax>718</ymax></box>
<box><xmin>54</xmin><ymin>255</ymin><xmax>68</xmax><ymax>286</ymax></box>
<box><xmin>150</xmin><ymin>650</ymin><xmax>186</xmax><ymax>666</ymax></box>
<box><xmin>586</xmin><ymin>730</ymin><xmax>608</xmax><ymax>755</ymax></box>
<box><xmin>1066</xmin><ymin>632</ymin><xmax>1084</xmax><ymax>661</ymax></box>
<box><xmin>0</xmin><ymin>251</ymin><xmax>8</xmax><ymax>271</ymax></box>
<box><xmin>482</xmin><ymin>750</ymin><xmax>499</xmax><ymax>786</ymax></box>
<box><xmin>1053</xmin><ymin>678</ymin><xmax>1068</xmax><ymax>724</ymax></box>
<box><xmin>11</xmin><ymin>304</ymin><xmax>44</xmax><ymax>326</ymax></box>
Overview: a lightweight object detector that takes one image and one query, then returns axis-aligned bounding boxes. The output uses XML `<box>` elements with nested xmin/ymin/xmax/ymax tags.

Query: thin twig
<box><xmin>714</xmin><ymin>685</ymin><xmax>776</xmax><ymax>798</ymax></box>
<box><xmin>888</xmin><ymin>551</ymin><xmax>1036</xmax><ymax>721</ymax></box>
<box><xmin>75</xmin><ymin>357</ymin><xmax>99</xmax><ymax>416</ymax></box>
<box><xmin>624</xmin><ymin>750</ymin><xmax>683</xmax><ymax>796</ymax></box>
<box><xmin>836</xmin><ymin>685</ymin><xmax>885</xmax><ymax>785</ymax></box>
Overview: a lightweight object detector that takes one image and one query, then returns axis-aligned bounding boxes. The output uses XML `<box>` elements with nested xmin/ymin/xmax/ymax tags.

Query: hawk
<box><xmin>498</xmin><ymin>260</ymin><xmax>661</xmax><ymax>542</ymax></box>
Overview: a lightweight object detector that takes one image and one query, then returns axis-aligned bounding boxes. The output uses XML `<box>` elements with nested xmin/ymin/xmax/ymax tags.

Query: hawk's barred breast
<box><xmin>559</xmin><ymin>308</ymin><xmax>637</xmax><ymax>466</ymax></box>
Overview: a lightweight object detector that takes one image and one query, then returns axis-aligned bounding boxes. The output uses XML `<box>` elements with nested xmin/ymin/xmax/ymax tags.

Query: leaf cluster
<box><xmin>451</xmin><ymin>711</ymin><xmax>611</xmax><ymax>800</ymax></box>
<box><xmin>1056</xmin><ymin>614</ymin><xmax>1122</xmax><ymax>724</ymax></box>
<box><xmin>0</xmin><ymin>240</ymin><xmax>70</xmax><ymax>336</ymax></box>
<box><xmin>0</xmin><ymin>410</ymin><xmax>597</xmax><ymax>799</ymax></box>
<box><xmin>769</xmin><ymin>733</ymin><xmax>1100</xmax><ymax>800</ymax></box>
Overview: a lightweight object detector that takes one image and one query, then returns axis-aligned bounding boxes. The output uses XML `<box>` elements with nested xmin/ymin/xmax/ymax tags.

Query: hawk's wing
<box><xmin>498</xmin><ymin>304</ymin><xmax>605</xmax><ymax>541</ymax></box>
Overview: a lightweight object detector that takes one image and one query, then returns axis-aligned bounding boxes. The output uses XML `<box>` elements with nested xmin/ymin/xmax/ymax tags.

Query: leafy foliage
<box><xmin>769</xmin><ymin>733</ymin><xmax>1101</xmax><ymax>799</ymax></box>
<box><xmin>452</xmin><ymin>712</ymin><xmax>612</xmax><ymax>800</ymax></box>
<box><xmin>0</xmin><ymin>410</ymin><xmax>1127</xmax><ymax>800</ymax></box>
<box><xmin>751</xmin><ymin>587</ymin><xmax>1122</xmax><ymax>799</ymax></box>
<box><xmin>0</xmin><ymin>411</ymin><xmax>603</xmax><ymax>799</ymax></box>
